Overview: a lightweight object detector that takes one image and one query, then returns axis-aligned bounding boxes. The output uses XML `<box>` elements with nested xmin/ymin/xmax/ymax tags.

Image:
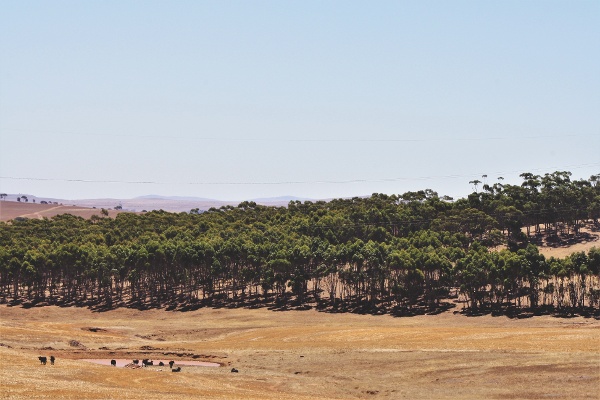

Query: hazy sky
<box><xmin>1</xmin><ymin>1</ymin><xmax>598</xmax><ymax>201</ymax></box>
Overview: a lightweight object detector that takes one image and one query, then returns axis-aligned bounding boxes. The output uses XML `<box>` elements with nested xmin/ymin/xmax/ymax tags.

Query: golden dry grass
<box><xmin>0</xmin><ymin>201</ymin><xmax>125</xmax><ymax>222</ymax></box>
<box><xmin>1</xmin><ymin>305</ymin><xmax>598</xmax><ymax>399</ymax></box>
<box><xmin>1</xmin><ymin>202</ymin><xmax>599</xmax><ymax>398</ymax></box>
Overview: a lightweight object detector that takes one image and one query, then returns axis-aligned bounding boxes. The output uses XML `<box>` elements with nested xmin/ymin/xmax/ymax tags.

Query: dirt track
<box><xmin>0</xmin><ymin>305</ymin><xmax>598</xmax><ymax>399</ymax></box>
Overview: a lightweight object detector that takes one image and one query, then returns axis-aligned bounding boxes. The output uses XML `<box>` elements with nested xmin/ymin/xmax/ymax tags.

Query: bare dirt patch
<box><xmin>0</xmin><ymin>305</ymin><xmax>598</xmax><ymax>399</ymax></box>
<box><xmin>530</xmin><ymin>226</ymin><xmax>599</xmax><ymax>258</ymax></box>
<box><xmin>81</xmin><ymin>359</ymin><xmax>220</xmax><ymax>368</ymax></box>
<box><xmin>537</xmin><ymin>236</ymin><xmax>599</xmax><ymax>258</ymax></box>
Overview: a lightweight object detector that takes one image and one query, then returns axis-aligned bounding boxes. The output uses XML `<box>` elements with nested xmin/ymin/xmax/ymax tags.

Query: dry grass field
<box><xmin>1</xmin><ymin>201</ymin><xmax>599</xmax><ymax>398</ymax></box>
<box><xmin>0</xmin><ymin>305</ymin><xmax>598</xmax><ymax>400</ymax></box>
<box><xmin>0</xmin><ymin>201</ymin><xmax>124</xmax><ymax>222</ymax></box>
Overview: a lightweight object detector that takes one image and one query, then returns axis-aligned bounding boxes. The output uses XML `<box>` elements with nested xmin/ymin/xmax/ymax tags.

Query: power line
<box><xmin>1</xmin><ymin>128</ymin><xmax>592</xmax><ymax>143</ymax></box>
<box><xmin>1</xmin><ymin>163</ymin><xmax>598</xmax><ymax>187</ymax></box>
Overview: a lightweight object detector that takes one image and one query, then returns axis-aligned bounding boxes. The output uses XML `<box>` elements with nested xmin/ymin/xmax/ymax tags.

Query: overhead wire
<box><xmin>1</xmin><ymin>162</ymin><xmax>598</xmax><ymax>186</ymax></box>
<box><xmin>1</xmin><ymin>127</ymin><xmax>592</xmax><ymax>142</ymax></box>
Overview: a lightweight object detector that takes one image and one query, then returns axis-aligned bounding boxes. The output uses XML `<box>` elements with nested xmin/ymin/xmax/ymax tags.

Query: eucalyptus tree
<box><xmin>454</xmin><ymin>242</ymin><xmax>494</xmax><ymax>309</ymax></box>
<box><xmin>0</xmin><ymin>169</ymin><xmax>598</xmax><ymax>316</ymax></box>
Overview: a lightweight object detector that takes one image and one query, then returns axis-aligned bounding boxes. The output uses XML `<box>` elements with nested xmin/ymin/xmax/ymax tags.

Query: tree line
<box><xmin>1</xmin><ymin>171</ymin><xmax>599</xmax><ymax>316</ymax></box>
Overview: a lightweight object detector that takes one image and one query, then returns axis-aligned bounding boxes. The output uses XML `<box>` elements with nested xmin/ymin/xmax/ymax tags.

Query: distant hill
<box><xmin>249</xmin><ymin>196</ymin><xmax>311</xmax><ymax>203</ymax></box>
<box><xmin>0</xmin><ymin>200</ymin><xmax>125</xmax><ymax>222</ymax></box>
<box><xmin>71</xmin><ymin>198</ymin><xmax>235</xmax><ymax>213</ymax></box>
<box><xmin>136</xmin><ymin>194</ymin><xmax>312</xmax><ymax>203</ymax></box>
<box><xmin>135</xmin><ymin>195</ymin><xmax>219</xmax><ymax>202</ymax></box>
<box><xmin>2</xmin><ymin>194</ymin><xmax>317</xmax><ymax>213</ymax></box>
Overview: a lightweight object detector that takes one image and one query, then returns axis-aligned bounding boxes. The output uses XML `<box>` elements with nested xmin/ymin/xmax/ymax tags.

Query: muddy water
<box><xmin>81</xmin><ymin>359</ymin><xmax>220</xmax><ymax>368</ymax></box>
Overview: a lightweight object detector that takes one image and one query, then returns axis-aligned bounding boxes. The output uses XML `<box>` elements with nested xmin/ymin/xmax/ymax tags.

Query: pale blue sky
<box><xmin>1</xmin><ymin>1</ymin><xmax>598</xmax><ymax>201</ymax></box>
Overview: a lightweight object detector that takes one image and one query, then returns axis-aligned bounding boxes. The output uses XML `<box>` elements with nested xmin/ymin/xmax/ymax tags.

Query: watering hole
<box><xmin>81</xmin><ymin>359</ymin><xmax>220</xmax><ymax>368</ymax></box>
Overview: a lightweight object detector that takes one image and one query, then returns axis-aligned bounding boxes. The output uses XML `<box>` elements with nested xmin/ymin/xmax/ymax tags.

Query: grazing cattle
<box><xmin>50</xmin><ymin>356</ymin><xmax>55</xmax><ymax>365</ymax></box>
<box><xmin>168</xmin><ymin>360</ymin><xmax>174</xmax><ymax>369</ymax></box>
<box><xmin>111</xmin><ymin>359</ymin><xmax>116</xmax><ymax>367</ymax></box>
<box><xmin>231</xmin><ymin>368</ymin><xmax>239</xmax><ymax>373</ymax></box>
<box><xmin>142</xmin><ymin>359</ymin><xmax>153</xmax><ymax>367</ymax></box>
<box><xmin>133</xmin><ymin>359</ymin><xmax>139</xmax><ymax>364</ymax></box>
<box><xmin>172</xmin><ymin>367</ymin><xmax>181</xmax><ymax>372</ymax></box>
<box><xmin>38</xmin><ymin>356</ymin><xmax>47</xmax><ymax>365</ymax></box>
<box><xmin>158</xmin><ymin>361</ymin><xmax>164</xmax><ymax>366</ymax></box>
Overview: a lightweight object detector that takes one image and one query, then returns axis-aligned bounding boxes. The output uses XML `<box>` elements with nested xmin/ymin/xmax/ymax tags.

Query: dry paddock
<box><xmin>0</xmin><ymin>305</ymin><xmax>598</xmax><ymax>399</ymax></box>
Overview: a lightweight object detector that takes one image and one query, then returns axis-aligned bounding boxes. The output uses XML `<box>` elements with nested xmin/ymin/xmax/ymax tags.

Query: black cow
<box><xmin>50</xmin><ymin>356</ymin><xmax>55</xmax><ymax>365</ymax></box>
<box><xmin>111</xmin><ymin>359</ymin><xmax>116</xmax><ymax>367</ymax></box>
<box><xmin>172</xmin><ymin>367</ymin><xmax>181</xmax><ymax>372</ymax></box>
<box><xmin>158</xmin><ymin>361</ymin><xmax>164</xmax><ymax>366</ymax></box>
<box><xmin>142</xmin><ymin>359</ymin><xmax>153</xmax><ymax>367</ymax></box>
<box><xmin>231</xmin><ymin>368</ymin><xmax>239</xmax><ymax>373</ymax></box>
<box><xmin>168</xmin><ymin>360</ymin><xmax>174</xmax><ymax>369</ymax></box>
<box><xmin>38</xmin><ymin>356</ymin><xmax>47</xmax><ymax>365</ymax></box>
<box><xmin>133</xmin><ymin>359</ymin><xmax>139</xmax><ymax>364</ymax></box>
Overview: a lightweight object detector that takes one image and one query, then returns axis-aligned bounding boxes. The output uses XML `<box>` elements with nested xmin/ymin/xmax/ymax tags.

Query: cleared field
<box><xmin>0</xmin><ymin>201</ymin><xmax>125</xmax><ymax>222</ymax></box>
<box><xmin>0</xmin><ymin>305</ymin><xmax>598</xmax><ymax>399</ymax></box>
